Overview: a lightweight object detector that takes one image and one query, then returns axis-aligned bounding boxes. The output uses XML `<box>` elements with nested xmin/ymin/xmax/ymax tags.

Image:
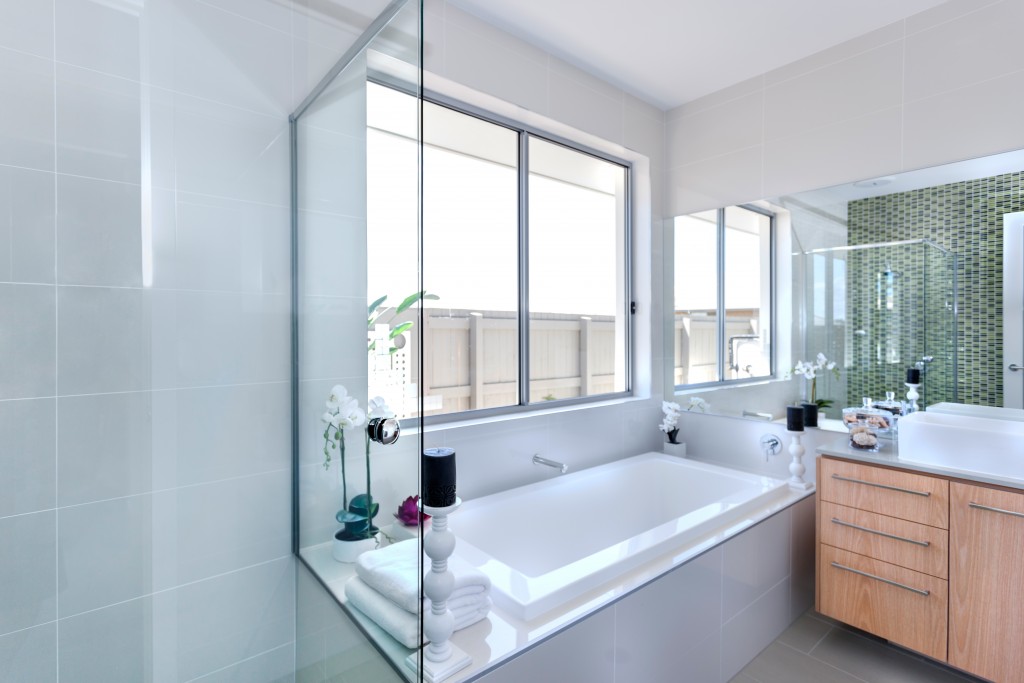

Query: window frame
<box><xmin>673</xmin><ymin>203</ymin><xmax>776</xmax><ymax>392</ymax></box>
<box><xmin>369</xmin><ymin>77</ymin><xmax>634</xmax><ymax>425</ymax></box>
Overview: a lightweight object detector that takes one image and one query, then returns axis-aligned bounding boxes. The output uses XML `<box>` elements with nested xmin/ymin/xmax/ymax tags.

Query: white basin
<box><xmin>926</xmin><ymin>402</ymin><xmax>1024</xmax><ymax>422</ymax></box>
<box><xmin>898</xmin><ymin>411</ymin><xmax>1024</xmax><ymax>481</ymax></box>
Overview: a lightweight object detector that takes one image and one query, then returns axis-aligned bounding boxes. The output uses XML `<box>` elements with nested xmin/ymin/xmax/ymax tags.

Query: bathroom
<box><xmin>2</xmin><ymin>0</ymin><xmax>1022</xmax><ymax>681</ymax></box>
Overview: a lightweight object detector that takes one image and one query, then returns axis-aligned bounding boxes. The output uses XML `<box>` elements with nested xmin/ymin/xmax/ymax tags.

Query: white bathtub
<box><xmin>454</xmin><ymin>452</ymin><xmax>789</xmax><ymax>620</ymax></box>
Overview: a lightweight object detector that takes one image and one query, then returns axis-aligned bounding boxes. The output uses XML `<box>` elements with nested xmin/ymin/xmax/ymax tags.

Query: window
<box><xmin>674</xmin><ymin>205</ymin><xmax>774</xmax><ymax>388</ymax></box>
<box><xmin>367</xmin><ymin>82</ymin><xmax>631</xmax><ymax>420</ymax></box>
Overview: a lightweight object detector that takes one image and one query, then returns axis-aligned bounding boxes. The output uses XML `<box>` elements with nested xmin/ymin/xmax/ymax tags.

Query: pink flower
<box><xmin>394</xmin><ymin>495</ymin><xmax>430</xmax><ymax>526</ymax></box>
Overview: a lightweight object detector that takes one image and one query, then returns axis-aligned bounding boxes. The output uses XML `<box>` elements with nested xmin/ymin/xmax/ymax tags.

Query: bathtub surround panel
<box><xmin>474</xmin><ymin>497</ymin><xmax>814</xmax><ymax>683</ymax></box>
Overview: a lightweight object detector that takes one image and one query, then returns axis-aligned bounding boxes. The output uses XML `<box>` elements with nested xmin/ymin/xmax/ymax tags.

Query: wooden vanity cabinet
<box><xmin>816</xmin><ymin>457</ymin><xmax>949</xmax><ymax>661</ymax></box>
<box><xmin>949</xmin><ymin>482</ymin><xmax>1024</xmax><ymax>683</ymax></box>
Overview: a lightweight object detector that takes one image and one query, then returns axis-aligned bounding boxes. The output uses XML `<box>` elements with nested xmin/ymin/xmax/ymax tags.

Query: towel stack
<box><xmin>344</xmin><ymin>539</ymin><xmax>491</xmax><ymax>648</ymax></box>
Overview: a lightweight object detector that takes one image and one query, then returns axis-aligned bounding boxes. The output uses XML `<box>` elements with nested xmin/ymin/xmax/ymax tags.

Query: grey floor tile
<box><xmin>777</xmin><ymin>614</ymin><xmax>834</xmax><ymax>654</ymax></box>
<box><xmin>727</xmin><ymin>674</ymin><xmax>760</xmax><ymax>683</ymax></box>
<box><xmin>737</xmin><ymin>642</ymin><xmax>865</xmax><ymax>683</ymax></box>
<box><xmin>810</xmin><ymin>628</ymin><xmax>978</xmax><ymax>683</ymax></box>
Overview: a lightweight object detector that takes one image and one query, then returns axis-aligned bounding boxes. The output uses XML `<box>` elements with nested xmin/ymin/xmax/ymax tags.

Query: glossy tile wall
<box><xmin>667</xmin><ymin>0</ymin><xmax>1024</xmax><ymax>215</ymax></box>
<box><xmin>0</xmin><ymin>0</ymin><xmax>390</xmax><ymax>680</ymax></box>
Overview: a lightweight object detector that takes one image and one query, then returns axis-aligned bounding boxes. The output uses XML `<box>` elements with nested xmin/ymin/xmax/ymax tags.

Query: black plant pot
<box><xmin>801</xmin><ymin>403</ymin><xmax>819</xmax><ymax>428</ymax></box>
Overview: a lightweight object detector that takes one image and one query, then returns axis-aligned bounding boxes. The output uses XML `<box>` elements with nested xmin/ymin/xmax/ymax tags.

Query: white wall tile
<box><xmin>57</xmin><ymin>286</ymin><xmax>151</xmax><ymax>395</ymax></box>
<box><xmin>54</xmin><ymin>0</ymin><xmax>145</xmax><ymax>82</ymax></box>
<box><xmin>153</xmin><ymin>383</ymin><xmax>291</xmax><ymax>488</ymax></box>
<box><xmin>549</xmin><ymin>70</ymin><xmax>623</xmax><ymax>145</ymax></box>
<box><xmin>0</xmin><ymin>284</ymin><xmax>55</xmax><ymax>400</ymax></box>
<box><xmin>904</xmin><ymin>0</ymin><xmax>1024</xmax><ymax>102</ymax></box>
<box><xmin>442</xmin><ymin>14</ymin><xmax>548</xmax><ymax>116</ymax></box>
<box><xmin>677</xmin><ymin>630</ymin><xmax>722</xmax><ymax>683</ymax></box>
<box><xmin>671</xmin><ymin>75</ymin><xmax>763</xmax><ymax>119</ymax></box>
<box><xmin>150</xmin><ymin>290</ymin><xmax>289</xmax><ymax>389</ymax></box>
<box><xmin>667</xmin><ymin>146</ymin><xmax>763</xmax><ymax>216</ymax></box>
<box><xmin>668</xmin><ymin>92</ymin><xmax>762</xmax><ymax>164</ymax></box>
<box><xmin>0</xmin><ymin>166</ymin><xmax>54</xmax><ymax>284</ymax></box>
<box><xmin>906</xmin><ymin>0</ymin><xmax>1003</xmax><ymax>34</ymax></box>
<box><xmin>0</xmin><ymin>48</ymin><xmax>54</xmax><ymax>172</ymax></box>
<box><xmin>903</xmin><ymin>69</ymin><xmax>1024</xmax><ymax>171</ymax></box>
<box><xmin>55</xmin><ymin>64</ymin><xmax>142</xmax><ymax>184</ymax></box>
<box><xmin>57</xmin><ymin>391</ymin><xmax>154</xmax><ymax>507</ymax></box>
<box><xmin>0</xmin><ymin>398</ymin><xmax>55</xmax><ymax>518</ymax></box>
<box><xmin>0</xmin><ymin>0</ymin><xmax>52</xmax><ymax>59</ymax></box>
<box><xmin>152</xmin><ymin>0</ymin><xmax>292</xmax><ymax>116</ymax></box>
<box><xmin>58</xmin><ymin>558</ymin><xmax>294</xmax><ymax>682</ymax></box>
<box><xmin>56</xmin><ymin>175</ymin><xmax>143</xmax><ymax>287</ymax></box>
<box><xmin>300</xmin><ymin>296</ymin><xmax>370</xmax><ymax>381</ymax></box>
<box><xmin>763</xmin><ymin>21</ymin><xmax>903</xmax><ymax>87</ymax></box>
<box><xmin>58</xmin><ymin>472</ymin><xmax>290</xmax><ymax>618</ymax></box>
<box><xmin>151</xmin><ymin>90</ymin><xmax>289</xmax><ymax>206</ymax></box>
<box><xmin>0</xmin><ymin>623</ymin><xmax>57</xmax><ymax>683</ymax></box>
<box><xmin>292</xmin><ymin>0</ymin><xmax>389</xmax><ymax>50</ymax></box>
<box><xmin>0</xmin><ymin>511</ymin><xmax>56</xmax><ymax>634</ymax></box>
<box><xmin>191</xmin><ymin>643</ymin><xmax>295</xmax><ymax>682</ymax></box>
<box><xmin>764</xmin><ymin>42</ymin><xmax>902</xmax><ymax>142</ymax></box>
<box><xmin>156</xmin><ymin>193</ymin><xmax>290</xmax><ymax>293</ymax></box>
<box><xmin>299</xmin><ymin>212</ymin><xmax>367</xmax><ymax>298</ymax></box>
<box><xmin>763</xmin><ymin>107</ymin><xmax>901</xmax><ymax>198</ymax></box>
<box><xmin>296</xmin><ymin>124</ymin><xmax>366</xmax><ymax>218</ymax></box>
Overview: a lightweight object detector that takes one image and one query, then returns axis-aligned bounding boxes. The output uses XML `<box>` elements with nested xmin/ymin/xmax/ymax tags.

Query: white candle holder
<box><xmin>787</xmin><ymin>430</ymin><xmax>812</xmax><ymax>491</ymax></box>
<box><xmin>905</xmin><ymin>383</ymin><xmax>920</xmax><ymax>414</ymax></box>
<box><xmin>405</xmin><ymin>497</ymin><xmax>471</xmax><ymax>683</ymax></box>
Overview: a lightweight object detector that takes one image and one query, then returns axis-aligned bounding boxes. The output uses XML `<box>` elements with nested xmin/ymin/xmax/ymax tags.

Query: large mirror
<box><xmin>673</xmin><ymin>148</ymin><xmax>1024</xmax><ymax>417</ymax></box>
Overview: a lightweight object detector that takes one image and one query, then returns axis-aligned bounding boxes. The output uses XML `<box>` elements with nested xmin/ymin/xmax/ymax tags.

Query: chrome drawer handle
<box><xmin>830</xmin><ymin>561</ymin><xmax>930</xmax><ymax>596</ymax></box>
<box><xmin>830</xmin><ymin>518</ymin><xmax>931</xmax><ymax>547</ymax></box>
<box><xmin>831</xmin><ymin>473</ymin><xmax>931</xmax><ymax>497</ymax></box>
<box><xmin>969</xmin><ymin>502</ymin><xmax>1024</xmax><ymax>519</ymax></box>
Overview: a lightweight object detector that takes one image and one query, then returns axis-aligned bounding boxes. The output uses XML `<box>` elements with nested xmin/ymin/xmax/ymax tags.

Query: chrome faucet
<box><xmin>533</xmin><ymin>454</ymin><xmax>569</xmax><ymax>474</ymax></box>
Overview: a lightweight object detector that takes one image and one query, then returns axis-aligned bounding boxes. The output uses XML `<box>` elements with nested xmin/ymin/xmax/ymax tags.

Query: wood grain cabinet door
<box><xmin>950</xmin><ymin>482</ymin><xmax>1024</xmax><ymax>683</ymax></box>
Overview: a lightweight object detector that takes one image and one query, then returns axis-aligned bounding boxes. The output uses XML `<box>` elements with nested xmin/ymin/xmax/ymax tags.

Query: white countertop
<box><xmin>816</xmin><ymin>435</ymin><xmax>1024</xmax><ymax>491</ymax></box>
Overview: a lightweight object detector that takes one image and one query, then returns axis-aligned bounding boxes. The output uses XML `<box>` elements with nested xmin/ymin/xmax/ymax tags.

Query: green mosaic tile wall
<box><xmin>848</xmin><ymin>171</ymin><xmax>1023</xmax><ymax>407</ymax></box>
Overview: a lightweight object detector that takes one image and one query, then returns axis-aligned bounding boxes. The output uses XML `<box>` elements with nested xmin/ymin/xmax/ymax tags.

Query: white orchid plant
<box><xmin>792</xmin><ymin>353</ymin><xmax>841</xmax><ymax>409</ymax></box>
<box><xmin>322</xmin><ymin>385</ymin><xmax>393</xmax><ymax>541</ymax></box>
<box><xmin>659</xmin><ymin>397</ymin><xmax>707</xmax><ymax>444</ymax></box>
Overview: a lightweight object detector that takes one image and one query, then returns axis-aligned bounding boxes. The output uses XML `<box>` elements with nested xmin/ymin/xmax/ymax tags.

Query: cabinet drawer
<box><xmin>819</xmin><ymin>545</ymin><xmax>947</xmax><ymax>661</ymax></box>
<box><xmin>819</xmin><ymin>457</ymin><xmax>948</xmax><ymax>528</ymax></box>
<box><xmin>821</xmin><ymin>501</ymin><xmax>948</xmax><ymax>579</ymax></box>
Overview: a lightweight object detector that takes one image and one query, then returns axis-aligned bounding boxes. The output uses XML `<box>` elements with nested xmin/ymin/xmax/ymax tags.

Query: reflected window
<box><xmin>674</xmin><ymin>205</ymin><xmax>774</xmax><ymax>388</ymax></box>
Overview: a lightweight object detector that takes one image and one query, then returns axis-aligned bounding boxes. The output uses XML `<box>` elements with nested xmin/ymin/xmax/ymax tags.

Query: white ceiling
<box><xmin>447</xmin><ymin>0</ymin><xmax>949</xmax><ymax>110</ymax></box>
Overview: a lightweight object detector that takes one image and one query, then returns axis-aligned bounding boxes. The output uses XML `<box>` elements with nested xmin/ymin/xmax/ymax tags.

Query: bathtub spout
<box><xmin>533</xmin><ymin>454</ymin><xmax>569</xmax><ymax>474</ymax></box>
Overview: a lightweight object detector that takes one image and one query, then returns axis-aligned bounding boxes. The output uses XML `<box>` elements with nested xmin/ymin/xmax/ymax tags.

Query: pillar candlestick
<box><xmin>405</xmin><ymin>498</ymin><xmax>471</xmax><ymax>683</ymax></box>
<box><xmin>905</xmin><ymin>383</ymin><xmax>920</xmax><ymax>414</ymax></box>
<box><xmin>787</xmin><ymin>430</ymin><xmax>812</xmax><ymax>490</ymax></box>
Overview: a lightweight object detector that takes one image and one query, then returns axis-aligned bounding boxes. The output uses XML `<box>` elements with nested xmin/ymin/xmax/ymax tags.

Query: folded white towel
<box><xmin>345</xmin><ymin>577</ymin><xmax>491</xmax><ymax>649</ymax></box>
<box><xmin>356</xmin><ymin>539</ymin><xmax>490</xmax><ymax>614</ymax></box>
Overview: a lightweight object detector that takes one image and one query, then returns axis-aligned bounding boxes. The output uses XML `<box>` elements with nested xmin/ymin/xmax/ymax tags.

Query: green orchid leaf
<box><xmin>394</xmin><ymin>291</ymin><xmax>424</xmax><ymax>314</ymax></box>
<box><xmin>368</xmin><ymin>295</ymin><xmax>387</xmax><ymax>316</ymax></box>
<box><xmin>389</xmin><ymin>322</ymin><xmax>413</xmax><ymax>339</ymax></box>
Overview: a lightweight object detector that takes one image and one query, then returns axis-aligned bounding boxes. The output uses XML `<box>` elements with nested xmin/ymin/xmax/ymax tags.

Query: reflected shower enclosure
<box><xmin>801</xmin><ymin>239</ymin><xmax>957</xmax><ymax>408</ymax></box>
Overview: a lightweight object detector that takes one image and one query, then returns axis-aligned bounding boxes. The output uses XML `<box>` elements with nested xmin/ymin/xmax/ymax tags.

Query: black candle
<box><xmin>787</xmin><ymin>405</ymin><xmax>804</xmax><ymax>432</ymax></box>
<box><xmin>801</xmin><ymin>402</ymin><xmax>819</xmax><ymax>428</ymax></box>
<box><xmin>422</xmin><ymin>447</ymin><xmax>457</xmax><ymax>507</ymax></box>
<box><xmin>906</xmin><ymin>367</ymin><xmax>921</xmax><ymax>385</ymax></box>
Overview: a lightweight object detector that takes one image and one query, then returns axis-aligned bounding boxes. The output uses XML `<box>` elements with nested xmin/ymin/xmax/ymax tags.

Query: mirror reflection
<box><xmin>674</xmin><ymin>148</ymin><xmax>1024</xmax><ymax>417</ymax></box>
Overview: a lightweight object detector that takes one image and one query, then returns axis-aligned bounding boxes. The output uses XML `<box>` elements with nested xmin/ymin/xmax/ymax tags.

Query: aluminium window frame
<box><xmin>674</xmin><ymin>203</ymin><xmax>776</xmax><ymax>392</ymax></box>
<box><xmin>369</xmin><ymin>77</ymin><xmax>635</xmax><ymax>426</ymax></box>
